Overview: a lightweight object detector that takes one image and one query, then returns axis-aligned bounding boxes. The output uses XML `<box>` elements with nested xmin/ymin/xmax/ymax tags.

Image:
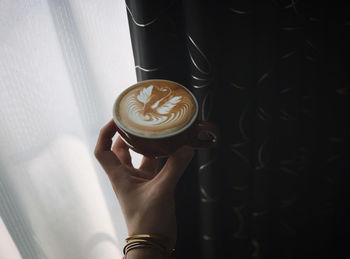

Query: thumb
<box><xmin>153</xmin><ymin>146</ymin><xmax>195</xmax><ymax>191</ymax></box>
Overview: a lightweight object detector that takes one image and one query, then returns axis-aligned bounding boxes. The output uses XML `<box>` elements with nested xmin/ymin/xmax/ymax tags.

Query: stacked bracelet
<box><xmin>123</xmin><ymin>234</ymin><xmax>175</xmax><ymax>258</ymax></box>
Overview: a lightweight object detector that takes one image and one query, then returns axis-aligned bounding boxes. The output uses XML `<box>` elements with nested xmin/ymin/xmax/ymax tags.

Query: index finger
<box><xmin>94</xmin><ymin>120</ymin><xmax>121</xmax><ymax>172</ymax></box>
<box><xmin>112</xmin><ymin>136</ymin><xmax>133</xmax><ymax>167</ymax></box>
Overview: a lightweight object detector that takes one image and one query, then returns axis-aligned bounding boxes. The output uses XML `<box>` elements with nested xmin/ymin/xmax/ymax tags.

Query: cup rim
<box><xmin>112</xmin><ymin>79</ymin><xmax>199</xmax><ymax>139</ymax></box>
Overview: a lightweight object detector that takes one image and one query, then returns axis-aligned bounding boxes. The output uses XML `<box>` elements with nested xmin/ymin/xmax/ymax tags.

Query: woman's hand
<box><xmin>94</xmin><ymin>120</ymin><xmax>194</xmax><ymax>250</ymax></box>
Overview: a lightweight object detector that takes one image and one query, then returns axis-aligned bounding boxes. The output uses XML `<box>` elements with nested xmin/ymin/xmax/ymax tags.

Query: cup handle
<box><xmin>188</xmin><ymin>120</ymin><xmax>220</xmax><ymax>148</ymax></box>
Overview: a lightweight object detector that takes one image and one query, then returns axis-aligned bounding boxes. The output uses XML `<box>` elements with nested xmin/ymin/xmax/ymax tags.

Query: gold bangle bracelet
<box><xmin>125</xmin><ymin>234</ymin><xmax>169</xmax><ymax>243</ymax></box>
<box><xmin>123</xmin><ymin>234</ymin><xmax>175</xmax><ymax>258</ymax></box>
<box><xmin>124</xmin><ymin>240</ymin><xmax>166</xmax><ymax>253</ymax></box>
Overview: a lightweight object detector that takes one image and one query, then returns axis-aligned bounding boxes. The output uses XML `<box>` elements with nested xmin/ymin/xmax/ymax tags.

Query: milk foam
<box><xmin>117</xmin><ymin>82</ymin><xmax>196</xmax><ymax>136</ymax></box>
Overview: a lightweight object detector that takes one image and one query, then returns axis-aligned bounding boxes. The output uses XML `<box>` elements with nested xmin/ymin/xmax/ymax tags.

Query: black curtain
<box><xmin>124</xmin><ymin>1</ymin><xmax>349</xmax><ymax>258</ymax></box>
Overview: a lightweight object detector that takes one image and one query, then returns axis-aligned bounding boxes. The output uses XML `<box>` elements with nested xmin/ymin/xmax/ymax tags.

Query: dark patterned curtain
<box><xmin>124</xmin><ymin>1</ymin><xmax>349</xmax><ymax>258</ymax></box>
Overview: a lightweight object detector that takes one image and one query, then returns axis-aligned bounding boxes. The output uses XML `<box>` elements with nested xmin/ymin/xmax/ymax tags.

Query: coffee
<box><xmin>115</xmin><ymin>80</ymin><xmax>197</xmax><ymax>137</ymax></box>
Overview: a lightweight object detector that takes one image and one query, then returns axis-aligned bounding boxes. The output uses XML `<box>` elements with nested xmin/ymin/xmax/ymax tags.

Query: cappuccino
<box><xmin>115</xmin><ymin>80</ymin><xmax>197</xmax><ymax>137</ymax></box>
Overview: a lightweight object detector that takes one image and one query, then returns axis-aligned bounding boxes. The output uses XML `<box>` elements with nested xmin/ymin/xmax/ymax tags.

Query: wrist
<box><xmin>123</xmin><ymin>234</ymin><xmax>175</xmax><ymax>259</ymax></box>
<box><xmin>127</xmin><ymin>231</ymin><xmax>176</xmax><ymax>252</ymax></box>
<box><xmin>126</xmin><ymin>217</ymin><xmax>177</xmax><ymax>251</ymax></box>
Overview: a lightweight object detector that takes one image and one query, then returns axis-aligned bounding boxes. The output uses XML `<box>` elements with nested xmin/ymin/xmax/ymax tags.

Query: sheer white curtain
<box><xmin>0</xmin><ymin>0</ymin><xmax>141</xmax><ymax>258</ymax></box>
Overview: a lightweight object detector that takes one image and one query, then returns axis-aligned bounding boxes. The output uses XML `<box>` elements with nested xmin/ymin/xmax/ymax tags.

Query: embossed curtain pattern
<box><xmin>125</xmin><ymin>1</ymin><xmax>349</xmax><ymax>259</ymax></box>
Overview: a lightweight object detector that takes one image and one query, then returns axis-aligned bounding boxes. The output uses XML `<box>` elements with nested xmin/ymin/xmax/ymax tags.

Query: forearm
<box><xmin>125</xmin><ymin>248</ymin><xmax>166</xmax><ymax>259</ymax></box>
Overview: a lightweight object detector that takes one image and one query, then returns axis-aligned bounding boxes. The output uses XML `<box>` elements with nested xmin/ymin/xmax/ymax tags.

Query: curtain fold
<box><xmin>125</xmin><ymin>1</ymin><xmax>349</xmax><ymax>258</ymax></box>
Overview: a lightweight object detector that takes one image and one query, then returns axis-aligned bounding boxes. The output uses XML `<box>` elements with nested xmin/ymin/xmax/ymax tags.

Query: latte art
<box><xmin>116</xmin><ymin>81</ymin><xmax>196</xmax><ymax>136</ymax></box>
<box><xmin>126</xmin><ymin>85</ymin><xmax>188</xmax><ymax>126</ymax></box>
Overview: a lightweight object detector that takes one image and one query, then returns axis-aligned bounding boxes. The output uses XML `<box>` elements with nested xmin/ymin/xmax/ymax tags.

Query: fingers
<box><xmin>94</xmin><ymin>120</ymin><xmax>121</xmax><ymax>173</ymax></box>
<box><xmin>139</xmin><ymin>156</ymin><xmax>159</xmax><ymax>176</ymax></box>
<box><xmin>154</xmin><ymin>146</ymin><xmax>195</xmax><ymax>191</ymax></box>
<box><xmin>112</xmin><ymin>136</ymin><xmax>133</xmax><ymax>167</ymax></box>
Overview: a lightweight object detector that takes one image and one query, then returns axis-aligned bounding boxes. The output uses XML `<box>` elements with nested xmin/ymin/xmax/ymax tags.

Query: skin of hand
<box><xmin>94</xmin><ymin>120</ymin><xmax>195</xmax><ymax>250</ymax></box>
